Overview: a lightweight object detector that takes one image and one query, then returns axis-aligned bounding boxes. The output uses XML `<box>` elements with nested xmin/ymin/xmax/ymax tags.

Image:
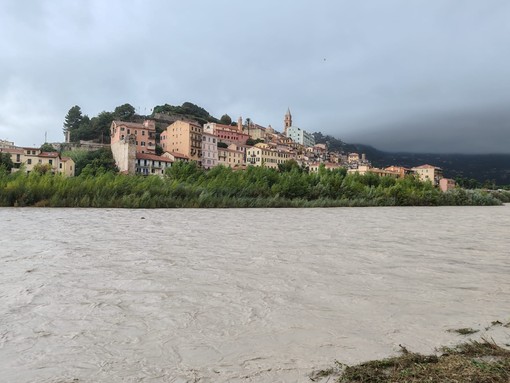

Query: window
<box><xmin>127</xmin><ymin>129</ymin><xmax>130</xmax><ymax>134</ymax></box>
<box><xmin>27</xmin><ymin>159</ymin><xmax>32</xmax><ymax>164</ymax></box>
<box><xmin>121</xmin><ymin>127</ymin><xmax>125</xmax><ymax>131</ymax></box>
<box><xmin>141</xmin><ymin>142</ymin><xmax>146</xmax><ymax>146</ymax></box>
<box><xmin>49</xmin><ymin>160</ymin><xmax>53</xmax><ymax>165</ymax></box>
<box><xmin>142</xmin><ymin>130</ymin><xmax>145</xmax><ymax>136</ymax></box>
<box><xmin>59</xmin><ymin>163</ymin><xmax>62</xmax><ymax>169</ymax></box>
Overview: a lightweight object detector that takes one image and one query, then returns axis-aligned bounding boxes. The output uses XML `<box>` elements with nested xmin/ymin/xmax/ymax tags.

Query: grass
<box><xmin>335</xmin><ymin>339</ymin><xmax>510</xmax><ymax>383</ymax></box>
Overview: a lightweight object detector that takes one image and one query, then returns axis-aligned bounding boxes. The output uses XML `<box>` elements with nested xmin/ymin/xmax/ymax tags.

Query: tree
<box><xmin>246</xmin><ymin>138</ymin><xmax>264</xmax><ymax>146</ymax></box>
<box><xmin>219</xmin><ymin>114</ymin><xmax>232</xmax><ymax>125</ymax></box>
<box><xmin>278</xmin><ymin>159</ymin><xmax>302</xmax><ymax>173</ymax></box>
<box><xmin>40</xmin><ymin>143</ymin><xmax>57</xmax><ymax>152</ymax></box>
<box><xmin>90</xmin><ymin>111</ymin><xmax>114</xmax><ymax>143</ymax></box>
<box><xmin>0</xmin><ymin>152</ymin><xmax>14</xmax><ymax>172</ymax></box>
<box><xmin>74</xmin><ymin>148</ymin><xmax>117</xmax><ymax>176</ymax></box>
<box><xmin>63</xmin><ymin>105</ymin><xmax>83</xmax><ymax>135</ymax></box>
<box><xmin>113</xmin><ymin>103</ymin><xmax>136</xmax><ymax>121</ymax></box>
<box><xmin>32</xmin><ymin>163</ymin><xmax>53</xmax><ymax>175</ymax></box>
<box><xmin>155</xmin><ymin>144</ymin><xmax>163</xmax><ymax>156</ymax></box>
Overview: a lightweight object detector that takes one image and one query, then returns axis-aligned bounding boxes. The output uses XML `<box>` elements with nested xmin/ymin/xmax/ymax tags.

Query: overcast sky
<box><xmin>1</xmin><ymin>0</ymin><xmax>509</xmax><ymax>153</ymax></box>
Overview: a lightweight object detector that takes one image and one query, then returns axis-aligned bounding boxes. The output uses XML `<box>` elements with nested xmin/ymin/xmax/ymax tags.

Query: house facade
<box><xmin>0</xmin><ymin>147</ymin><xmax>75</xmax><ymax>176</ymax></box>
<box><xmin>412</xmin><ymin>164</ymin><xmax>443</xmax><ymax>185</ymax></box>
<box><xmin>218</xmin><ymin>144</ymin><xmax>244</xmax><ymax>168</ymax></box>
<box><xmin>110</xmin><ymin>120</ymin><xmax>156</xmax><ymax>154</ymax></box>
<box><xmin>160</xmin><ymin>120</ymin><xmax>203</xmax><ymax>164</ymax></box>
<box><xmin>286</xmin><ymin>126</ymin><xmax>315</xmax><ymax>147</ymax></box>
<box><xmin>201</xmin><ymin>132</ymin><xmax>218</xmax><ymax>169</ymax></box>
<box><xmin>136</xmin><ymin>152</ymin><xmax>173</xmax><ymax>175</ymax></box>
<box><xmin>246</xmin><ymin>143</ymin><xmax>294</xmax><ymax>169</ymax></box>
<box><xmin>203</xmin><ymin>122</ymin><xmax>250</xmax><ymax>145</ymax></box>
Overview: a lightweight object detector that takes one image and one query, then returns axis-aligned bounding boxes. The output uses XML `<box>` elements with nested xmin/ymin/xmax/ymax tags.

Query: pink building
<box><xmin>439</xmin><ymin>178</ymin><xmax>456</xmax><ymax>192</ymax></box>
<box><xmin>203</xmin><ymin>122</ymin><xmax>250</xmax><ymax>145</ymax></box>
<box><xmin>110</xmin><ymin>120</ymin><xmax>156</xmax><ymax>154</ymax></box>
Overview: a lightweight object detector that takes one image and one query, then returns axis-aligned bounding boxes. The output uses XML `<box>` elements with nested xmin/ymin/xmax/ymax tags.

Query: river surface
<box><xmin>0</xmin><ymin>206</ymin><xmax>509</xmax><ymax>382</ymax></box>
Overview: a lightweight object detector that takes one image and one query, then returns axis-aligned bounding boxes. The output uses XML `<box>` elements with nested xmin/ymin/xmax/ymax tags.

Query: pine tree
<box><xmin>63</xmin><ymin>105</ymin><xmax>83</xmax><ymax>135</ymax></box>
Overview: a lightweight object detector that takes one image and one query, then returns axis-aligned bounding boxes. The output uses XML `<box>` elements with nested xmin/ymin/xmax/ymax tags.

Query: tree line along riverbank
<box><xmin>0</xmin><ymin>162</ymin><xmax>508</xmax><ymax>208</ymax></box>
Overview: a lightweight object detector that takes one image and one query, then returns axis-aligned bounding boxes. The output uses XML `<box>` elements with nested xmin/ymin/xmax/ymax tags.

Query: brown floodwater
<box><xmin>0</xmin><ymin>206</ymin><xmax>509</xmax><ymax>382</ymax></box>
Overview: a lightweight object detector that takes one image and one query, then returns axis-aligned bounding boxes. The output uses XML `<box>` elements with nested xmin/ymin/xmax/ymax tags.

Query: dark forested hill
<box><xmin>313</xmin><ymin>133</ymin><xmax>510</xmax><ymax>186</ymax></box>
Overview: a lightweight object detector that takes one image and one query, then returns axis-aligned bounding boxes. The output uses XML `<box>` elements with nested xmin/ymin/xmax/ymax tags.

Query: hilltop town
<box><xmin>0</xmin><ymin>106</ymin><xmax>456</xmax><ymax>192</ymax></box>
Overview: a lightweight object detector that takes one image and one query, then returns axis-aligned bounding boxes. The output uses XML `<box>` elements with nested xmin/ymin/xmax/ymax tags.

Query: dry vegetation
<box><xmin>313</xmin><ymin>320</ymin><xmax>510</xmax><ymax>383</ymax></box>
<box><xmin>335</xmin><ymin>340</ymin><xmax>510</xmax><ymax>383</ymax></box>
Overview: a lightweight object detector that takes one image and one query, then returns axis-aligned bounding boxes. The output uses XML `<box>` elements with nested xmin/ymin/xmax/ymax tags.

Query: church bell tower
<box><xmin>284</xmin><ymin>108</ymin><xmax>292</xmax><ymax>136</ymax></box>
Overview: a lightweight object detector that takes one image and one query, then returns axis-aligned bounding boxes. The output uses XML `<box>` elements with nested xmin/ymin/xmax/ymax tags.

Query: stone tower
<box><xmin>237</xmin><ymin>116</ymin><xmax>243</xmax><ymax>132</ymax></box>
<box><xmin>284</xmin><ymin>108</ymin><xmax>292</xmax><ymax>136</ymax></box>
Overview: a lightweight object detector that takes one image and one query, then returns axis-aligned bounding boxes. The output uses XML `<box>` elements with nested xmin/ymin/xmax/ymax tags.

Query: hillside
<box><xmin>312</xmin><ymin>133</ymin><xmax>510</xmax><ymax>186</ymax></box>
<box><xmin>63</xmin><ymin>103</ymin><xmax>510</xmax><ymax>186</ymax></box>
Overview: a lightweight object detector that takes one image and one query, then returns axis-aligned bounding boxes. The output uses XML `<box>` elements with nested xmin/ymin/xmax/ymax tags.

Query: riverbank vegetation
<box><xmin>0</xmin><ymin>161</ymin><xmax>506</xmax><ymax>208</ymax></box>
<box><xmin>314</xmin><ymin>339</ymin><xmax>510</xmax><ymax>383</ymax></box>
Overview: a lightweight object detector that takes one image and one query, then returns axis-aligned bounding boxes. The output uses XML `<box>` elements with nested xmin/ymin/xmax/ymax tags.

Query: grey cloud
<box><xmin>1</xmin><ymin>0</ymin><xmax>510</xmax><ymax>152</ymax></box>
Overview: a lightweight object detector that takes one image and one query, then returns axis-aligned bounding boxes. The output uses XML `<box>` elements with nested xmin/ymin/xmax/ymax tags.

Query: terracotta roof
<box><xmin>60</xmin><ymin>157</ymin><xmax>72</xmax><ymax>162</ymax></box>
<box><xmin>39</xmin><ymin>152</ymin><xmax>59</xmax><ymax>158</ymax></box>
<box><xmin>112</xmin><ymin>120</ymin><xmax>147</xmax><ymax>129</ymax></box>
<box><xmin>216</xmin><ymin>123</ymin><xmax>235</xmax><ymax>129</ymax></box>
<box><xmin>0</xmin><ymin>148</ymin><xmax>24</xmax><ymax>154</ymax></box>
<box><xmin>168</xmin><ymin>151</ymin><xmax>189</xmax><ymax>159</ymax></box>
<box><xmin>136</xmin><ymin>153</ymin><xmax>174</xmax><ymax>163</ymax></box>
<box><xmin>413</xmin><ymin>164</ymin><xmax>442</xmax><ymax>170</ymax></box>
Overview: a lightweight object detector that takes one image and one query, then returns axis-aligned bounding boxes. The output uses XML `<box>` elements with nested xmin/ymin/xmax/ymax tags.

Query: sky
<box><xmin>1</xmin><ymin>0</ymin><xmax>510</xmax><ymax>153</ymax></box>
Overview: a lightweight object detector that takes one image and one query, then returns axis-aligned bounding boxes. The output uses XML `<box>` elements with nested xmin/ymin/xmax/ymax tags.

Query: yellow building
<box><xmin>412</xmin><ymin>164</ymin><xmax>443</xmax><ymax>185</ymax></box>
<box><xmin>0</xmin><ymin>147</ymin><xmax>75</xmax><ymax>176</ymax></box>
<box><xmin>218</xmin><ymin>144</ymin><xmax>245</xmax><ymax>168</ymax></box>
<box><xmin>246</xmin><ymin>143</ymin><xmax>294</xmax><ymax>169</ymax></box>
<box><xmin>160</xmin><ymin>120</ymin><xmax>203</xmax><ymax>164</ymax></box>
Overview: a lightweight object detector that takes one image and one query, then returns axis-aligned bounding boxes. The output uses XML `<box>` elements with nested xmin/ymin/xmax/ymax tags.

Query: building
<box><xmin>246</xmin><ymin>143</ymin><xmax>294</xmax><ymax>169</ymax></box>
<box><xmin>0</xmin><ymin>139</ymin><xmax>16</xmax><ymax>149</ymax></box>
<box><xmin>0</xmin><ymin>147</ymin><xmax>75</xmax><ymax>176</ymax></box>
<box><xmin>286</xmin><ymin>126</ymin><xmax>315</xmax><ymax>148</ymax></box>
<box><xmin>136</xmin><ymin>152</ymin><xmax>173</xmax><ymax>176</ymax></box>
<box><xmin>218</xmin><ymin>144</ymin><xmax>245</xmax><ymax>168</ymax></box>
<box><xmin>202</xmin><ymin>132</ymin><xmax>218</xmax><ymax>169</ymax></box>
<box><xmin>59</xmin><ymin>157</ymin><xmax>75</xmax><ymax>177</ymax></box>
<box><xmin>203</xmin><ymin>122</ymin><xmax>250</xmax><ymax>145</ymax></box>
<box><xmin>412</xmin><ymin>164</ymin><xmax>443</xmax><ymax>185</ymax></box>
<box><xmin>282</xmin><ymin>109</ymin><xmax>315</xmax><ymax>148</ymax></box>
<box><xmin>384</xmin><ymin>166</ymin><xmax>413</xmax><ymax>178</ymax></box>
<box><xmin>110</xmin><ymin>120</ymin><xmax>156</xmax><ymax>154</ymax></box>
<box><xmin>284</xmin><ymin>108</ymin><xmax>292</xmax><ymax>136</ymax></box>
<box><xmin>243</xmin><ymin>121</ymin><xmax>267</xmax><ymax>141</ymax></box>
<box><xmin>160</xmin><ymin>120</ymin><xmax>203</xmax><ymax>164</ymax></box>
<box><xmin>348</xmin><ymin>153</ymin><xmax>360</xmax><ymax>163</ymax></box>
<box><xmin>111</xmin><ymin>134</ymin><xmax>188</xmax><ymax>175</ymax></box>
<box><xmin>110</xmin><ymin>134</ymin><xmax>136</xmax><ymax>174</ymax></box>
<box><xmin>439</xmin><ymin>178</ymin><xmax>456</xmax><ymax>192</ymax></box>
<box><xmin>309</xmin><ymin>162</ymin><xmax>344</xmax><ymax>173</ymax></box>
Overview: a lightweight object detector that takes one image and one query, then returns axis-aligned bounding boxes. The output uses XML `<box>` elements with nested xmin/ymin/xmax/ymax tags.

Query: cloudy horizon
<box><xmin>1</xmin><ymin>0</ymin><xmax>510</xmax><ymax>153</ymax></box>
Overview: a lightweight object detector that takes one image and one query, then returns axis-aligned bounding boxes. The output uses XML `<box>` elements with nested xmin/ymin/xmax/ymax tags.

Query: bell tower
<box><xmin>284</xmin><ymin>108</ymin><xmax>292</xmax><ymax>136</ymax></box>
